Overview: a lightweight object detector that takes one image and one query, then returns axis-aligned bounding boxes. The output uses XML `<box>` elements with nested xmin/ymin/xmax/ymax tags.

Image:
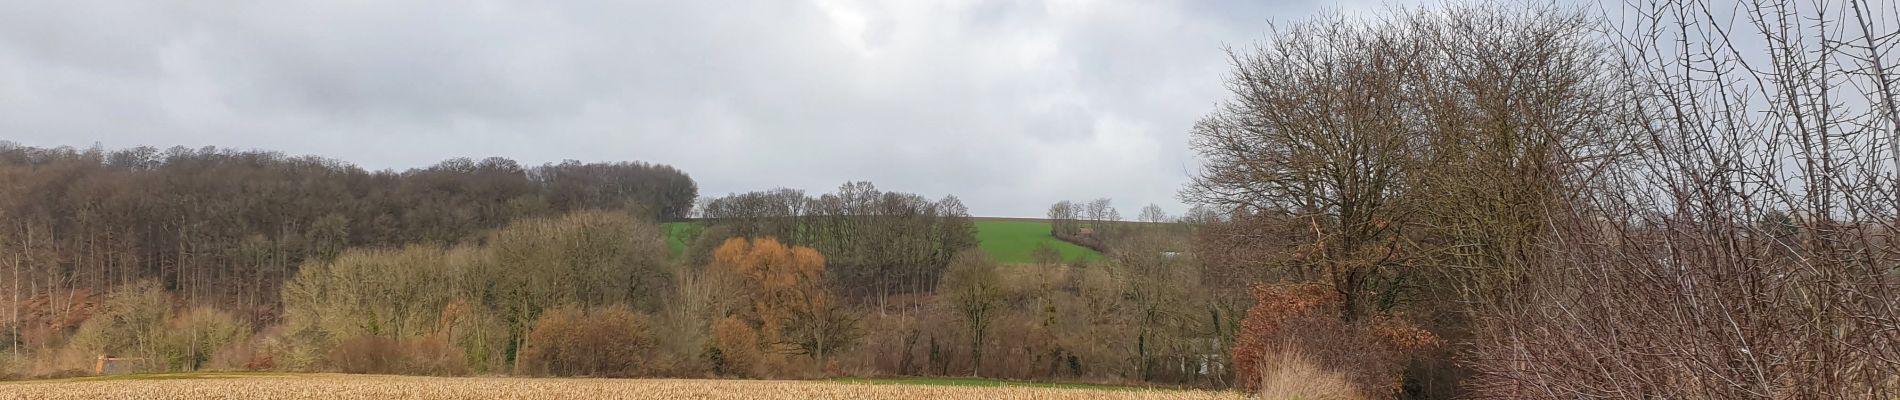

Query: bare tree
<box><xmin>939</xmin><ymin>250</ymin><xmax>1004</xmax><ymax>377</ymax></box>
<box><xmin>1179</xmin><ymin>205</ymin><xmax>1222</xmax><ymax>225</ymax></box>
<box><xmin>5</xmin><ymin>212</ymin><xmax>15</xmax><ymax>362</ymax></box>
<box><xmin>1182</xmin><ymin>10</ymin><xmax>1425</xmax><ymax>320</ymax></box>
<box><xmin>1113</xmin><ymin>231</ymin><xmax>1200</xmax><ymax>381</ymax></box>
<box><xmin>1085</xmin><ymin>199</ymin><xmax>1113</xmax><ymax>225</ymax></box>
<box><xmin>1138</xmin><ymin>204</ymin><xmax>1169</xmax><ymax>224</ymax></box>
<box><xmin>1404</xmin><ymin>2</ymin><xmax>1624</xmax><ymax>307</ymax></box>
<box><xmin>1047</xmin><ymin>201</ymin><xmax>1079</xmax><ymax>236</ymax></box>
<box><xmin>1465</xmin><ymin>0</ymin><xmax>1900</xmax><ymax>397</ymax></box>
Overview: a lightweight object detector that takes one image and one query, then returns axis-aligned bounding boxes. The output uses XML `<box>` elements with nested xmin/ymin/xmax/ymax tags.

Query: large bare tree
<box><xmin>1183</xmin><ymin>10</ymin><xmax>1428</xmax><ymax>320</ymax></box>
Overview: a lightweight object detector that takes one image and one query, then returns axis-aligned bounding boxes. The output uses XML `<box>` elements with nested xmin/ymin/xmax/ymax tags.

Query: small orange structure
<box><xmin>93</xmin><ymin>355</ymin><xmax>148</xmax><ymax>375</ymax></box>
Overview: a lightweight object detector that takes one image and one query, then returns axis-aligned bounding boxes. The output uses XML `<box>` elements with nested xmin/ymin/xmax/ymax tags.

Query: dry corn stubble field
<box><xmin>0</xmin><ymin>374</ymin><xmax>1250</xmax><ymax>400</ymax></box>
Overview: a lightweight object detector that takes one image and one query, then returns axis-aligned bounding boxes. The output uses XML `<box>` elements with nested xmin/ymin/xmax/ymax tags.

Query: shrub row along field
<box><xmin>0</xmin><ymin>374</ymin><xmax>1246</xmax><ymax>400</ymax></box>
<box><xmin>663</xmin><ymin>220</ymin><xmax>1102</xmax><ymax>264</ymax></box>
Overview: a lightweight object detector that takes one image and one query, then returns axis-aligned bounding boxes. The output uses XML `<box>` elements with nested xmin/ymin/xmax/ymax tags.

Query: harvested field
<box><xmin>0</xmin><ymin>374</ymin><xmax>1248</xmax><ymax>400</ymax></box>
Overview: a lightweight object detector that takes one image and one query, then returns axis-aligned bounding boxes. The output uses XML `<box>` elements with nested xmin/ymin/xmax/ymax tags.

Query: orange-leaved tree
<box><xmin>710</xmin><ymin>237</ymin><xmax>859</xmax><ymax>370</ymax></box>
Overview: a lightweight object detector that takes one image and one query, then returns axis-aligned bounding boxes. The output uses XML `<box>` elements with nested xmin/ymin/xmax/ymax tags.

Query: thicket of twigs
<box><xmin>1187</xmin><ymin>0</ymin><xmax>1899</xmax><ymax>397</ymax></box>
<box><xmin>1464</xmin><ymin>0</ymin><xmax>1900</xmax><ymax>397</ymax></box>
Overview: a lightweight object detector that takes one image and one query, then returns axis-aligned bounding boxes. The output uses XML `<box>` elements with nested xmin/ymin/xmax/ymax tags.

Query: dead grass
<box><xmin>1254</xmin><ymin>351</ymin><xmax>1364</xmax><ymax>400</ymax></box>
<box><xmin>0</xmin><ymin>373</ymin><xmax>1249</xmax><ymax>399</ymax></box>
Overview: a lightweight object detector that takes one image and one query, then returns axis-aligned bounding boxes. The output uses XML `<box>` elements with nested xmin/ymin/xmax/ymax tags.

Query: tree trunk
<box><xmin>970</xmin><ymin>325</ymin><xmax>984</xmax><ymax>378</ymax></box>
<box><xmin>898</xmin><ymin>328</ymin><xmax>918</xmax><ymax>375</ymax></box>
<box><xmin>12</xmin><ymin>226</ymin><xmax>20</xmax><ymax>361</ymax></box>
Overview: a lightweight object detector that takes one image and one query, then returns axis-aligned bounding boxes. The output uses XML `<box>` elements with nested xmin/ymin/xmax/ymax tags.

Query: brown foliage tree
<box><xmin>517</xmin><ymin>306</ymin><xmax>655</xmax><ymax>377</ymax></box>
<box><xmin>708</xmin><ymin>316</ymin><xmax>761</xmax><ymax>377</ymax></box>
<box><xmin>711</xmin><ymin>237</ymin><xmax>859</xmax><ymax>367</ymax></box>
<box><xmin>1233</xmin><ymin>284</ymin><xmax>1437</xmax><ymax>397</ymax></box>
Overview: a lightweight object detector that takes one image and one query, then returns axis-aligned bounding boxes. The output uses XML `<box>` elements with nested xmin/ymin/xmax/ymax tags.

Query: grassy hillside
<box><xmin>660</xmin><ymin>219</ymin><xmax>1103</xmax><ymax>263</ymax></box>
<box><xmin>662</xmin><ymin>222</ymin><xmax>702</xmax><ymax>256</ymax></box>
<box><xmin>973</xmin><ymin>220</ymin><xmax>1101</xmax><ymax>264</ymax></box>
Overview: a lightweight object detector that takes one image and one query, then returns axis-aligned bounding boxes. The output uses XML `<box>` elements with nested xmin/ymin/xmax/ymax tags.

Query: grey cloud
<box><xmin>0</xmin><ymin>0</ymin><xmax>1346</xmax><ymax>218</ymax></box>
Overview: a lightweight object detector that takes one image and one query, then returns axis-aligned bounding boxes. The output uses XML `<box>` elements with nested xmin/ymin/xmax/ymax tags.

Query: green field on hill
<box><xmin>971</xmin><ymin>220</ymin><xmax>1102</xmax><ymax>263</ymax></box>
<box><xmin>660</xmin><ymin>220</ymin><xmax>1101</xmax><ymax>263</ymax></box>
<box><xmin>662</xmin><ymin>222</ymin><xmax>703</xmax><ymax>256</ymax></box>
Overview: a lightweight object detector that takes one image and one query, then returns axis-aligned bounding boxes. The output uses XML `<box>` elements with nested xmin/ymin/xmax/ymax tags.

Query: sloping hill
<box><xmin>972</xmin><ymin>220</ymin><xmax>1102</xmax><ymax>264</ymax></box>
<box><xmin>662</xmin><ymin>222</ymin><xmax>704</xmax><ymax>256</ymax></box>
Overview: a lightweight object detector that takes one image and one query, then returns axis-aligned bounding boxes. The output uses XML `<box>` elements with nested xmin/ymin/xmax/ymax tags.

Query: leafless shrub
<box><xmin>1233</xmin><ymin>284</ymin><xmax>1438</xmax><ymax>398</ymax></box>
<box><xmin>517</xmin><ymin>306</ymin><xmax>655</xmax><ymax>377</ymax></box>
<box><xmin>1256</xmin><ymin>350</ymin><xmax>1367</xmax><ymax>400</ymax></box>
<box><xmin>1465</xmin><ymin>0</ymin><xmax>1900</xmax><ymax>397</ymax></box>
<box><xmin>327</xmin><ymin>336</ymin><xmax>404</xmax><ymax>375</ymax></box>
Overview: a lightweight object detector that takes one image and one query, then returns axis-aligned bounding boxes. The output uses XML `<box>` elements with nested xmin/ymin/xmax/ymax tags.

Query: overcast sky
<box><xmin>0</xmin><ymin>0</ymin><xmax>1427</xmax><ymax>218</ymax></box>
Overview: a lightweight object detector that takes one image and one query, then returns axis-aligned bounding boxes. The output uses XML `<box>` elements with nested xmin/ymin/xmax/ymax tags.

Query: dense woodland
<box><xmin>3</xmin><ymin>0</ymin><xmax>1898</xmax><ymax>398</ymax></box>
<box><xmin>0</xmin><ymin>143</ymin><xmax>694</xmax><ymax>341</ymax></box>
<box><xmin>0</xmin><ymin>139</ymin><xmax>1229</xmax><ymax>387</ymax></box>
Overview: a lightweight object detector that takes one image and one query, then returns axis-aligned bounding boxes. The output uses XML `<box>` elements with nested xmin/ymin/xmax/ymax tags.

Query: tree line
<box><xmin>7</xmin><ymin>203</ymin><xmax>1229</xmax><ymax>386</ymax></box>
<box><xmin>0</xmin><ymin>144</ymin><xmax>1225</xmax><ymax>384</ymax></box>
<box><xmin>1045</xmin><ymin>199</ymin><xmax>1194</xmax><ymax>254</ymax></box>
<box><xmin>0</xmin><ymin>142</ymin><xmax>695</xmax><ymax>333</ymax></box>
